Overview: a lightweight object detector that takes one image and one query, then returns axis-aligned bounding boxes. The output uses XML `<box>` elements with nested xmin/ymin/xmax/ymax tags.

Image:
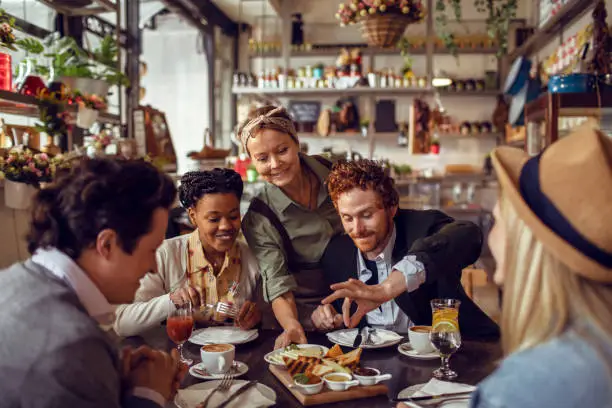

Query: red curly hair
<box><xmin>326</xmin><ymin>159</ymin><xmax>399</xmax><ymax>209</ymax></box>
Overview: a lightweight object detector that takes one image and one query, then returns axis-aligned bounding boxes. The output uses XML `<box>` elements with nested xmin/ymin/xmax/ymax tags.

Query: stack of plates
<box><xmin>189</xmin><ymin>326</ymin><xmax>258</xmax><ymax>345</ymax></box>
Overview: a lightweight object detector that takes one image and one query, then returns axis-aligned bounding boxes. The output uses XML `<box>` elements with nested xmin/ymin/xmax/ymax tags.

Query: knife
<box><xmin>392</xmin><ymin>390</ymin><xmax>473</xmax><ymax>402</ymax></box>
<box><xmin>352</xmin><ymin>327</ymin><xmax>365</xmax><ymax>348</ymax></box>
<box><xmin>216</xmin><ymin>381</ymin><xmax>257</xmax><ymax>408</ymax></box>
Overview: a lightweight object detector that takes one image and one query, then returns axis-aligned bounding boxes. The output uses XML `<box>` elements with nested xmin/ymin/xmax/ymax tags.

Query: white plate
<box><xmin>264</xmin><ymin>344</ymin><xmax>330</xmax><ymax>367</ymax></box>
<box><xmin>189</xmin><ymin>361</ymin><xmax>249</xmax><ymax>380</ymax></box>
<box><xmin>175</xmin><ymin>380</ymin><xmax>276</xmax><ymax>408</ymax></box>
<box><xmin>326</xmin><ymin>328</ymin><xmax>403</xmax><ymax>349</ymax></box>
<box><xmin>189</xmin><ymin>326</ymin><xmax>258</xmax><ymax>346</ymax></box>
<box><xmin>397</xmin><ymin>342</ymin><xmax>440</xmax><ymax>360</ymax></box>
<box><xmin>397</xmin><ymin>383</ymin><xmax>470</xmax><ymax>407</ymax></box>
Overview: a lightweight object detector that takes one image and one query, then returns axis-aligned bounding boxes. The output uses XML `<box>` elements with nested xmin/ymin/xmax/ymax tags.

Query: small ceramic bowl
<box><xmin>353</xmin><ymin>367</ymin><xmax>392</xmax><ymax>386</ymax></box>
<box><xmin>323</xmin><ymin>372</ymin><xmax>359</xmax><ymax>391</ymax></box>
<box><xmin>292</xmin><ymin>379</ymin><xmax>324</xmax><ymax>395</ymax></box>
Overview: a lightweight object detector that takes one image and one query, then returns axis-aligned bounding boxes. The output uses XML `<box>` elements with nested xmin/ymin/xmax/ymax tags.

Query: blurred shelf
<box><xmin>249</xmin><ymin>46</ymin><xmax>500</xmax><ymax>59</ymax></box>
<box><xmin>525</xmin><ymin>92</ymin><xmax>612</xmax><ymax>122</ymax></box>
<box><xmin>437</xmin><ymin>132</ymin><xmax>501</xmax><ymax>140</ymax></box>
<box><xmin>0</xmin><ymin>90</ymin><xmax>120</xmax><ymax>125</ymax></box>
<box><xmin>232</xmin><ymin>86</ymin><xmax>433</xmax><ymax>97</ymax></box>
<box><xmin>438</xmin><ymin>90</ymin><xmax>500</xmax><ymax>97</ymax></box>
<box><xmin>508</xmin><ymin>0</ymin><xmax>596</xmax><ymax>61</ymax></box>
<box><xmin>38</xmin><ymin>0</ymin><xmax>117</xmax><ymax>16</ymax></box>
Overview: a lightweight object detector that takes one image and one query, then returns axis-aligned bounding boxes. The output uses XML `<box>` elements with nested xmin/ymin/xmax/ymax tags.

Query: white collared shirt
<box><xmin>356</xmin><ymin>226</ymin><xmax>427</xmax><ymax>333</ymax></box>
<box><xmin>31</xmin><ymin>248</ymin><xmax>165</xmax><ymax>407</ymax></box>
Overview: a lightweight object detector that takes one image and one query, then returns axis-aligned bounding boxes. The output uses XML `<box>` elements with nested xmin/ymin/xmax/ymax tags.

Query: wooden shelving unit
<box><xmin>508</xmin><ymin>0</ymin><xmax>596</xmax><ymax>60</ymax></box>
<box><xmin>0</xmin><ymin>90</ymin><xmax>121</xmax><ymax>125</ymax></box>
<box><xmin>249</xmin><ymin>46</ymin><xmax>500</xmax><ymax>59</ymax></box>
<box><xmin>524</xmin><ymin>91</ymin><xmax>612</xmax><ymax>148</ymax></box>
<box><xmin>37</xmin><ymin>0</ymin><xmax>118</xmax><ymax>16</ymax></box>
<box><xmin>232</xmin><ymin>86</ymin><xmax>433</xmax><ymax>97</ymax></box>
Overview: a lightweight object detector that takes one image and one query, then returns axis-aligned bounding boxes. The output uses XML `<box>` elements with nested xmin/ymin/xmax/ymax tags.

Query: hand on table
<box><xmin>311</xmin><ymin>304</ymin><xmax>344</xmax><ymax>331</ymax></box>
<box><xmin>235</xmin><ymin>301</ymin><xmax>261</xmax><ymax>330</ymax></box>
<box><xmin>121</xmin><ymin>346</ymin><xmax>188</xmax><ymax>401</ymax></box>
<box><xmin>322</xmin><ymin>278</ymin><xmax>394</xmax><ymax>329</ymax></box>
<box><xmin>274</xmin><ymin>322</ymin><xmax>307</xmax><ymax>349</ymax></box>
<box><xmin>170</xmin><ymin>285</ymin><xmax>205</xmax><ymax>308</ymax></box>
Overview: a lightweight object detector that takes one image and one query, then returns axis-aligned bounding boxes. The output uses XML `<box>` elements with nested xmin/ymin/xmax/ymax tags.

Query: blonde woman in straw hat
<box><xmin>400</xmin><ymin>127</ymin><xmax>612</xmax><ymax>408</ymax></box>
<box><xmin>239</xmin><ymin>105</ymin><xmax>346</xmax><ymax>349</ymax></box>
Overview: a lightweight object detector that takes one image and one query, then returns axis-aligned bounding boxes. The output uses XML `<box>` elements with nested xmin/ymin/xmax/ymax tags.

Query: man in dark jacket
<box><xmin>313</xmin><ymin>160</ymin><xmax>499</xmax><ymax>340</ymax></box>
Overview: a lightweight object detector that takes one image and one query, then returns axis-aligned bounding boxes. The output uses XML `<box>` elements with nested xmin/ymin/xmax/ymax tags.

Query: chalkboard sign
<box><xmin>289</xmin><ymin>101</ymin><xmax>321</xmax><ymax>124</ymax></box>
<box><xmin>374</xmin><ymin>100</ymin><xmax>398</xmax><ymax>132</ymax></box>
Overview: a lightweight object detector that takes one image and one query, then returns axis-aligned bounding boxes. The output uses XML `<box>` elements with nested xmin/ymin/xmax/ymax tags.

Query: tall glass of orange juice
<box><xmin>430</xmin><ymin>299</ymin><xmax>461</xmax><ymax>379</ymax></box>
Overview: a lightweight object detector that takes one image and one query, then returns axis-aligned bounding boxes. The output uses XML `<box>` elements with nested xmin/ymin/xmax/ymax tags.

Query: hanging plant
<box><xmin>435</xmin><ymin>0</ymin><xmax>517</xmax><ymax>57</ymax></box>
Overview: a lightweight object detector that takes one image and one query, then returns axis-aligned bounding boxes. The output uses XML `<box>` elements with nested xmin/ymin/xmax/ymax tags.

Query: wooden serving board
<box><xmin>269</xmin><ymin>364</ymin><xmax>388</xmax><ymax>406</ymax></box>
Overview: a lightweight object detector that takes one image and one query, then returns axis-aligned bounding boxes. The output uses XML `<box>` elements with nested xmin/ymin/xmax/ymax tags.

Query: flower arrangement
<box><xmin>0</xmin><ymin>148</ymin><xmax>65</xmax><ymax>186</ymax></box>
<box><xmin>0</xmin><ymin>9</ymin><xmax>17</xmax><ymax>51</ymax></box>
<box><xmin>71</xmin><ymin>91</ymin><xmax>108</xmax><ymax>111</ymax></box>
<box><xmin>35</xmin><ymin>90</ymin><xmax>72</xmax><ymax>139</ymax></box>
<box><xmin>335</xmin><ymin>0</ymin><xmax>425</xmax><ymax>26</ymax></box>
<box><xmin>90</xmin><ymin>132</ymin><xmax>113</xmax><ymax>151</ymax></box>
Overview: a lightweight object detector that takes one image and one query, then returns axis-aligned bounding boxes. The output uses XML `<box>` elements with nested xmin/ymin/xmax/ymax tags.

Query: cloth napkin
<box><xmin>402</xmin><ymin>378</ymin><xmax>475</xmax><ymax>408</ymax></box>
<box><xmin>327</xmin><ymin>328</ymin><xmax>401</xmax><ymax>346</ymax></box>
<box><xmin>175</xmin><ymin>383</ymin><xmax>275</xmax><ymax>408</ymax></box>
<box><xmin>190</xmin><ymin>327</ymin><xmax>257</xmax><ymax>344</ymax></box>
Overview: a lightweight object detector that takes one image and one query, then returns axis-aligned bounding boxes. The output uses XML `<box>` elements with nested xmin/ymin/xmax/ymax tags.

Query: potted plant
<box><xmin>0</xmin><ymin>148</ymin><xmax>58</xmax><ymax>209</ymax></box>
<box><xmin>72</xmin><ymin>90</ymin><xmax>108</xmax><ymax>129</ymax></box>
<box><xmin>35</xmin><ymin>90</ymin><xmax>71</xmax><ymax>154</ymax></box>
<box><xmin>87</xmin><ymin>131</ymin><xmax>113</xmax><ymax>157</ymax></box>
<box><xmin>360</xmin><ymin>118</ymin><xmax>370</xmax><ymax>138</ymax></box>
<box><xmin>434</xmin><ymin>0</ymin><xmax>518</xmax><ymax>57</ymax></box>
<box><xmin>336</xmin><ymin>0</ymin><xmax>425</xmax><ymax>48</ymax></box>
<box><xmin>430</xmin><ymin>139</ymin><xmax>440</xmax><ymax>155</ymax></box>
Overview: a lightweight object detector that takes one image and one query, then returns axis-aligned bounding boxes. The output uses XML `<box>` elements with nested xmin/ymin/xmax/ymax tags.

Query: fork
<box><xmin>362</xmin><ymin>327</ymin><xmax>376</xmax><ymax>346</ymax></box>
<box><xmin>199</xmin><ymin>371</ymin><xmax>234</xmax><ymax>407</ymax></box>
<box><xmin>201</xmin><ymin>302</ymin><xmax>239</xmax><ymax>319</ymax></box>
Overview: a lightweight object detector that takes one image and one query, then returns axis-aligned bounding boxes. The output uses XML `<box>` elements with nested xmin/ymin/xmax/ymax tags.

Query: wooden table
<box><xmin>122</xmin><ymin>329</ymin><xmax>502</xmax><ymax>408</ymax></box>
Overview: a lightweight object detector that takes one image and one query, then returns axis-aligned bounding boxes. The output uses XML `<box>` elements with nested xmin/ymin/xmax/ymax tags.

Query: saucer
<box><xmin>189</xmin><ymin>361</ymin><xmax>248</xmax><ymax>380</ymax></box>
<box><xmin>397</xmin><ymin>342</ymin><xmax>440</xmax><ymax>360</ymax></box>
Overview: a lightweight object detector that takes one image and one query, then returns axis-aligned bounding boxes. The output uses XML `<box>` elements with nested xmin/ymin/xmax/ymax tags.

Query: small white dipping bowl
<box><xmin>323</xmin><ymin>372</ymin><xmax>359</xmax><ymax>391</ymax></box>
<box><xmin>292</xmin><ymin>379</ymin><xmax>324</xmax><ymax>395</ymax></box>
<box><xmin>353</xmin><ymin>368</ymin><xmax>392</xmax><ymax>386</ymax></box>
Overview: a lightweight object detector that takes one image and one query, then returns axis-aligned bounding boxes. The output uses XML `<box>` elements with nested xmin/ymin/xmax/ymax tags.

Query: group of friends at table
<box><xmin>0</xmin><ymin>104</ymin><xmax>610</xmax><ymax>408</ymax></box>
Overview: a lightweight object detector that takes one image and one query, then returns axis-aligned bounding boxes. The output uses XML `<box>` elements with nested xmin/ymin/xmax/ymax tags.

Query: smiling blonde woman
<box><xmin>469</xmin><ymin>127</ymin><xmax>612</xmax><ymax>407</ymax></box>
<box><xmin>239</xmin><ymin>105</ymin><xmax>345</xmax><ymax>349</ymax></box>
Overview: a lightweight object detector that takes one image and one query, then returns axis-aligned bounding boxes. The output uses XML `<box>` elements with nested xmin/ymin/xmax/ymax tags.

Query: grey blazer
<box><xmin>0</xmin><ymin>259</ymin><xmax>160</xmax><ymax>408</ymax></box>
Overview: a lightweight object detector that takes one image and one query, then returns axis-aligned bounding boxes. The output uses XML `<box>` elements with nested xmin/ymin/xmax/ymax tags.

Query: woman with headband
<box><xmin>114</xmin><ymin>168</ymin><xmax>262</xmax><ymax>337</ymax></box>
<box><xmin>239</xmin><ymin>105</ymin><xmax>344</xmax><ymax>349</ymax></box>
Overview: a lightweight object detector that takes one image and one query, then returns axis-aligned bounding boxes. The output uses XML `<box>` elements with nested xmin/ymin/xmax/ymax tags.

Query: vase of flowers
<box><xmin>74</xmin><ymin>91</ymin><xmax>107</xmax><ymax>129</ymax></box>
<box><xmin>0</xmin><ymin>148</ymin><xmax>58</xmax><ymax>210</ymax></box>
<box><xmin>336</xmin><ymin>0</ymin><xmax>425</xmax><ymax>48</ymax></box>
<box><xmin>87</xmin><ymin>132</ymin><xmax>112</xmax><ymax>157</ymax></box>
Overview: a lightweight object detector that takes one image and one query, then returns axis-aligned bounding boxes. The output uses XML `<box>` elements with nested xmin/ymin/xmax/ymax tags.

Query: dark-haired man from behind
<box><xmin>313</xmin><ymin>160</ymin><xmax>499</xmax><ymax>340</ymax></box>
<box><xmin>0</xmin><ymin>158</ymin><xmax>186</xmax><ymax>407</ymax></box>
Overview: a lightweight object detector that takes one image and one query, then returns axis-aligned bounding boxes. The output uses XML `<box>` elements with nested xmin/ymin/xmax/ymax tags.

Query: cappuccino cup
<box><xmin>200</xmin><ymin>343</ymin><xmax>235</xmax><ymax>374</ymax></box>
<box><xmin>408</xmin><ymin>325</ymin><xmax>435</xmax><ymax>354</ymax></box>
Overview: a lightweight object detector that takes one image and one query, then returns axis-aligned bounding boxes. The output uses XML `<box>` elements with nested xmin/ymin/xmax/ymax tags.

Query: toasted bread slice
<box><xmin>325</xmin><ymin>344</ymin><xmax>344</xmax><ymax>359</ymax></box>
<box><xmin>335</xmin><ymin>347</ymin><xmax>362</xmax><ymax>367</ymax></box>
<box><xmin>309</xmin><ymin>363</ymin><xmax>335</xmax><ymax>377</ymax></box>
<box><xmin>286</xmin><ymin>356</ymin><xmax>320</xmax><ymax>376</ymax></box>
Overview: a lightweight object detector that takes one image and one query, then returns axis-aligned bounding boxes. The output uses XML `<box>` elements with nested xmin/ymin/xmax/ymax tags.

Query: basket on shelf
<box><xmin>360</xmin><ymin>13</ymin><xmax>412</xmax><ymax>48</ymax></box>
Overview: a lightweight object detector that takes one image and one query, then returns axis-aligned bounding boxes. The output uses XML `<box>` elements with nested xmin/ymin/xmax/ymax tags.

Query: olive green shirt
<box><xmin>242</xmin><ymin>155</ymin><xmax>344</xmax><ymax>302</ymax></box>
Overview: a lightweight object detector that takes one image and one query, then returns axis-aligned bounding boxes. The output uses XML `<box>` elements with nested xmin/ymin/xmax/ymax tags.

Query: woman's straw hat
<box><xmin>492</xmin><ymin>127</ymin><xmax>612</xmax><ymax>282</ymax></box>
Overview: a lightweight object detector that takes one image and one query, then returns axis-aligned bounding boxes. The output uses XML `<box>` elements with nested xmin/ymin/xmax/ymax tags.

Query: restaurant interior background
<box><xmin>0</xmin><ymin>0</ymin><xmax>610</xmax><ymax>320</ymax></box>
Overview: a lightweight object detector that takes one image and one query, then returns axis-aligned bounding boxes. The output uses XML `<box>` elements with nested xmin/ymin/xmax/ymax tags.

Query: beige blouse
<box><xmin>113</xmin><ymin>234</ymin><xmax>260</xmax><ymax>337</ymax></box>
